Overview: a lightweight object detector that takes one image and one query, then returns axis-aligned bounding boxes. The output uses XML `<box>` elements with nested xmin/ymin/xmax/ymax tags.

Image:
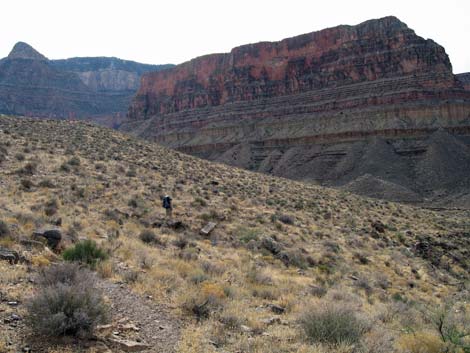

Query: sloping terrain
<box><xmin>1</xmin><ymin>115</ymin><xmax>469</xmax><ymax>352</ymax></box>
<box><xmin>122</xmin><ymin>16</ymin><xmax>470</xmax><ymax>206</ymax></box>
<box><xmin>0</xmin><ymin>42</ymin><xmax>171</xmax><ymax>127</ymax></box>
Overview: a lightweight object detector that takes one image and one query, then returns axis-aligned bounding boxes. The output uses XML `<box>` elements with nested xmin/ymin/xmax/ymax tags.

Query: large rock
<box><xmin>0</xmin><ymin>247</ymin><xmax>19</xmax><ymax>264</ymax></box>
<box><xmin>33</xmin><ymin>229</ymin><xmax>62</xmax><ymax>249</ymax></box>
<box><xmin>123</xmin><ymin>16</ymin><xmax>470</xmax><ymax>205</ymax></box>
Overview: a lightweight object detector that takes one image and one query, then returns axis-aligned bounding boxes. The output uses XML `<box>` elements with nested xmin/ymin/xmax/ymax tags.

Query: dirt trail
<box><xmin>96</xmin><ymin>279</ymin><xmax>182</xmax><ymax>353</ymax></box>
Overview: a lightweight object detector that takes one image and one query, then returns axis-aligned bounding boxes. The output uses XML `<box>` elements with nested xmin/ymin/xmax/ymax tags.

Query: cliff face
<box><xmin>50</xmin><ymin>57</ymin><xmax>173</xmax><ymax>91</ymax></box>
<box><xmin>457</xmin><ymin>73</ymin><xmax>470</xmax><ymax>90</ymax></box>
<box><xmin>0</xmin><ymin>43</ymin><xmax>172</xmax><ymax>126</ymax></box>
<box><xmin>128</xmin><ymin>16</ymin><xmax>454</xmax><ymax>118</ymax></box>
<box><xmin>124</xmin><ymin>17</ymin><xmax>470</xmax><ymax>206</ymax></box>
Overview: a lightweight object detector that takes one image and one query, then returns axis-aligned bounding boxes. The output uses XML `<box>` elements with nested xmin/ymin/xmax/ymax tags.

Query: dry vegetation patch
<box><xmin>0</xmin><ymin>116</ymin><xmax>469</xmax><ymax>352</ymax></box>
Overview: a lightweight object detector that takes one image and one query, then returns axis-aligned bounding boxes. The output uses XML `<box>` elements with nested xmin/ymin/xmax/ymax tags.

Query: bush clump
<box><xmin>139</xmin><ymin>230</ymin><xmax>157</xmax><ymax>244</ymax></box>
<box><xmin>0</xmin><ymin>220</ymin><xmax>10</xmax><ymax>237</ymax></box>
<box><xmin>300</xmin><ymin>304</ymin><xmax>368</xmax><ymax>345</ymax></box>
<box><xmin>26</xmin><ymin>263</ymin><xmax>108</xmax><ymax>337</ymax></box>
<box><xmin>63</xmin><ymin>240</ymin><xmax>107</xmax><ymax>268</ymax></box>
<box><xmin>278</xmin><ymin>214</ymin><xmax>295</xmax><ymax>225</ymax></box>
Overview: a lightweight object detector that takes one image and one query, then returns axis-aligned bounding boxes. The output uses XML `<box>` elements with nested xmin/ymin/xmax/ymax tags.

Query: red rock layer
<box><xmin>128</xmin><ymin>16</ymin><xmax>455</xmax><ymax>118</ymax></box>
<box><xmin>123</xmin><ymin>17</ymin><xmax>470</xmax><ymax>205</ymax></box>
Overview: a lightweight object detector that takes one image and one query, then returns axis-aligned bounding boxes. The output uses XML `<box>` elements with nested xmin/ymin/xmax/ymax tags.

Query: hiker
<box><xmin>162</xmin><ymin>195</ymin><xmax>173</xmax><ymax>219</ymax></box>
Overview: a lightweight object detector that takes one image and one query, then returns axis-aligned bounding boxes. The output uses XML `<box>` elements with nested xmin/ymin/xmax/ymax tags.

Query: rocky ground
<box><xmin>0</xmin><ymin>115</ymin><xmax>469</xmax><ymax>352</ymax></box>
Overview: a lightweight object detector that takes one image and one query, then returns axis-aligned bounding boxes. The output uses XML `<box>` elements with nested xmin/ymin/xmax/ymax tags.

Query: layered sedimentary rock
<box><xmin>0</xmin><ymin>42</ymin><xmax>172</xmax><ymax>126</ymax></box>
<box><xmin>124</xmin><ymin>17</ymin><xmax>470</xmax><ymax>206</ymax></box>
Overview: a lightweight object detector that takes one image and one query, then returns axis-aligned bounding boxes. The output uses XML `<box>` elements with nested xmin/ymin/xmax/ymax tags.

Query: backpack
<box><xmin>162</xmin><ymin>196</ymin><xmax>171</xmax><ymax>208</ymax></box>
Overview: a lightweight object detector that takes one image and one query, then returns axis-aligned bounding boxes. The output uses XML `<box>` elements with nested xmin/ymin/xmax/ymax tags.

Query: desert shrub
<box><xmin>126</xmin><ymin>168</ymin><xmax>137</xmax><ymax>177</ymax></box>
<box><xmin>190</xmin><ymin>270</ymin><xmax>209</xmax><ymax>284</ymax></box>
<box><xmin>376</xmin><ymin>274</ymin><xmax>391</xmax><ymax>290</ymax></box>
<box><xmin>192</xmin><ymin>197</ymin><xmax>207</xmax><ymax>207</ymax></box>
<box><xmin>220</xmin><ymin>314</ymin><xmax>243</xmax><ymax>331</ymax></box>
<box><xmin>128</xmin><ymin>195</ymin><xmax>143</xmax><ymax>208</ymax></box>
<box><xmin>182</xmin><ymin>282</ymin><xmax>226</xmax><ymax>321</ymax></box>
<box><xmin>259</xmin><ymin>236</ymin><xmax>283</xmax><ymax>255</ymax></box>
<box><xmin>278</xmin><ymin>214</ymin><xmax>295</xmax><ymax>225</ymax></box>
<box><xmin>123</xmin><ymin>270</ymin><xmax>140</xmax><ymax>284</ymax></box>
<box><xmin>20</xmin><ymin>178</ymin><xmax>34</xmax><ymax>190</ymax></box>
<box><xmin>138</xmin><ymin>251</ymin><xmax>154</xmax><ymax>270</ymax></box>
<box><xmin>26</xmin><ymin>264</ymin><xmax>107</xmax><ymax>337</ymax></box>
<box><xmin>17</xmin><ymin>161</ymin><xmax>37</xmax><ymax>175</ymax></box>
<box><xmin>67</xmin><ymin>156</ymin><xmax>81</xmax><ymax>166</ymax></box>
<box><xmin>200</xmin><ymin>261</ymin><xmax>225</xmax><ymax>276</ymax></box>
<box><xmin>421</xmin><ymin>301</ymin><xmax>470</xmax><ymax>352</ymax></box>
<box><xmin>38</xmin><ymin>179</ymin><xmax>56</xmax><ymax>188</ymax></box>
<box><xmin>237</xmin><ymin>226</ymin><xmax>260</xmax><ymax>243</ymax></box>
<box><xmin>179</xmin><ymin>247</ymin><xmax>199</xmax><ymax>261</ymax></box>
<box><xmin>15</xmin><ymin>153</ymin><xmax>25</xmax><ymax>161</ymax></box>
<box><xmin>278</xmin><ymin>250</ymin><xmax>308</xmax><ymax>269</ymax></box>
<box><xmin>0</xmin><ymin>220</ymin><xmax>10</xmax><ymax>237</ymax></box>
<box><xmin>353</xmin><ymin>252</ymin><xmax>370</xmax><ymax>265</ymax></box>
<box><xmin>309</xmin><ymin>285</ymin><xmax>328</xmax><ymax>298</ymax></box>
<box><xmin>354</xmin><ymin>278</ymin><xmax>373</xmax><ymax>296</ymax></box>
<box><xmin>63</xmin><ymin>240</ymin><xmax>107</xmax><ymax>268</ymax></box>
<box><xmin>246</xmin><ymin>266</ymin><xmax>272</xmax><ymax>285</ymax></box>
<box><xmin>44</xmin><ymin>198</ymin><xmax>59</xmax><ymax>216</ymax></box>
<box><xmin>139</xmin><ymin>229</ymin><xmax>157</xmax><ymax>244</ymax></box>
<box><xmin>172</xmin><ymin>236</ymin><xmax>188</xmax><ymax>249</ymax></box>
<box><xmin>300</xmin><ymin>303</ymin><xmax>368</xmax><ymax>345</ymax></box>
<box><xmin>38</xmin><ymin>263</ymin><xmax>92</xmax><ymax>287</ymax></box>
<box><xmin>397</xmin><ymin>331</ymin><xmax>446</xmax><ymax>353</ymax></box>
<box><xmin>60</xmin><ymin>162</ymin><xmax>70</xmax><ymax>172</ymax></box>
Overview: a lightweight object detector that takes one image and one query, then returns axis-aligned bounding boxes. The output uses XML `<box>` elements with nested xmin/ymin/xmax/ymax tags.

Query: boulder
<box><xmin>33</xmin><ymin>229</ymin><xmax>62</xmax><ymax>249</ymax></box>
<box><xmin>200</xmin><ymin>222</ymin><xmax>217</xmax><ymax>236</ymax></box>
<box><xmin>0</xmin><ymin>247</ymin><xmax>19</xmax><ymax>264</ymax></box>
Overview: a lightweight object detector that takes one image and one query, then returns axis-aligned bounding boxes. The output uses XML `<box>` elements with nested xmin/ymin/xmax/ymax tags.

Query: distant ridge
<box><xmin>0</xmin><ymin>42</ymin><xmax>173</xmax><ymax>127</ymax></box>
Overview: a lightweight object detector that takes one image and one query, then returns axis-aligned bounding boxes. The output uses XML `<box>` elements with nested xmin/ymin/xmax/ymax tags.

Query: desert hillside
<box><xmin>0</xmin><ymin>115</ymin><xmax>469</xmax><ymax>352</ymax></box>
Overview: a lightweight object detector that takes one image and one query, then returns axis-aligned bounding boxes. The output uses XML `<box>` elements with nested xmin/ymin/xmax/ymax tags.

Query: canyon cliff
<box><xmin>123</xmin><ymin>16</ymin><xmax>470</xmax><ymax>206</ymax></box>
<box><xmin>0</xmin><ymin>42</ymin><xmax>172</xmax><ymax>127</ymax></box>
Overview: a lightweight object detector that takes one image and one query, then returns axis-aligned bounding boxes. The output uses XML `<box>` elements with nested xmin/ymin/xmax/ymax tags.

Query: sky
<box><xmin>1</xmin><ymin>0</ymin><xmax>469</xmax><ymax>73</ymax></box>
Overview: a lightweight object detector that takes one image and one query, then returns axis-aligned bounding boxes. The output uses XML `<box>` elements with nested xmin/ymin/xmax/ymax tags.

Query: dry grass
<box><xmin>0</xmin><ymin>116</ymin><xmax>469</xmax><ymax>352</ymax></box>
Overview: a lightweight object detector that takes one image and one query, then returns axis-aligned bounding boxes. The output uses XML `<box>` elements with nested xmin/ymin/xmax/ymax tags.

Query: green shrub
<box><xmin>237</xmin><ymin>226</ymin><xmax>260</xmax><ymax>243</ymax></box>
<box><xmin>63</xmin><ymin>240</ymin><xmax>107</xmax><ymax>268</ymax></box>
<box><xmin>300</xmin><ymin>304</ymin><xmax>368</xmax><ymax>345</ymax></box>
<box><xmin>26</xmin><ymin>264</ymin><xmax>108</xmax><ymax>337</ymax></box>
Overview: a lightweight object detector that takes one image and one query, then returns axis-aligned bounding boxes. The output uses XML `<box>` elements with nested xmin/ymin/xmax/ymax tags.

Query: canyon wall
<box><xmin>123</xmin><ymin>17</ymin><xmax>470</xmax><ymax>206</ymax></box>
<box><xmin>0</xmin><ymin>42</ymin><xmax>172</xmax><ymax>127</ymax></box>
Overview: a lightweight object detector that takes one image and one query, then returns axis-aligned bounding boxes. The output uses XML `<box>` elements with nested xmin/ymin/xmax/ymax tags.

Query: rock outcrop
<box><xmin>0</xmin><ymin>43</ymin><xmax>172</xmax><ymax>127</ymax></box>
<box><xmin>123</xmin><ymin>16</ymin><xmax>470</xmax><ymax>205</ymax></box>
<box><xmin>457</xmin><ymin>73</ymin><xmax>470</xmax><ymax>91</ymax></box>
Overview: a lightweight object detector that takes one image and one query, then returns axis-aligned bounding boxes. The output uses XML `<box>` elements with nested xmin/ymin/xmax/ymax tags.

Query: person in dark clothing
<box><xmin>162</xmin><ymin>195</ymin><xmax>172</xmax><ymax>219</ymax></box>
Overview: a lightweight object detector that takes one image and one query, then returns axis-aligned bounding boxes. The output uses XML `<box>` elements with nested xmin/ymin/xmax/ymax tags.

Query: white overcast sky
<box><xmin>1</xmin><ymin>0</ymin><xmax>469</xmax><ymax>73</ymax></box>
